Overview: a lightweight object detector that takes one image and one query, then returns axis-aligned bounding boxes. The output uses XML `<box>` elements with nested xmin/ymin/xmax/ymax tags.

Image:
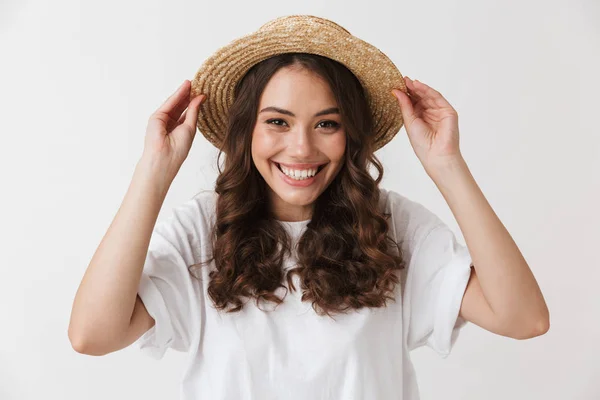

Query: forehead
<box><xmin>259</xmin><ymin>67</ymin><xmax>336</xmax><ymax>105</ymax></box>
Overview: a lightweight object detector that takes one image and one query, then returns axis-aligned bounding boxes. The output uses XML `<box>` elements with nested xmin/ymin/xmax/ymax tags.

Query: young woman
<box><xmin>69</xmin><ymin>15</ymin><xmax>549</xmax><ymax>400</ymax></box>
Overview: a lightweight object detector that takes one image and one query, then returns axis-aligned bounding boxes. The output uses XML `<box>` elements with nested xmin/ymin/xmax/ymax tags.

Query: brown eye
<box><xmin>266</xmin><ymin>119</ymin><xmax>288</xmax><ymax>127</ymax></box>
<box><xmin>318</xmin><ymin>120</ymin><xmax>340</xmax><ymax>130</ymax></box>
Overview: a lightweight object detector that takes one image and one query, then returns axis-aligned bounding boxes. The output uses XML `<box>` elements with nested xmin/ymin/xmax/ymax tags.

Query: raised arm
<box><xmin>68</xmin><ymin>80</ymin><xmax>206</xmax><ymax>355</ymax></box>
<box><xmin>68</xmin><ymin>157</ymin><xmax>171</xmax><ymax>355</ymax></box>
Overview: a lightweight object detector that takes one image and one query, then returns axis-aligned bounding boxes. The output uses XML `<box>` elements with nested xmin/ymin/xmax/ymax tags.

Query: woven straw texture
<box><xmin>190</xmin><ymin>14</ymin><xmax>407</xmax><ymax>151</ymax></box>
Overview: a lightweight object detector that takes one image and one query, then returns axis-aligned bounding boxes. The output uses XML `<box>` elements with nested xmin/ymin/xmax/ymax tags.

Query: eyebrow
<box><xmin>259</xmin><ymin>106</ymin><xmax>340</xmax><ymax>118</ymax></box>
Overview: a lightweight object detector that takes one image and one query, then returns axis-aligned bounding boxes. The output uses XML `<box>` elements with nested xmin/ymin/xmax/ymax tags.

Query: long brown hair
<box><xmin>192</xmin><ymin>53</ymin><xmax>406</xmax><ymax>318</ymax></box>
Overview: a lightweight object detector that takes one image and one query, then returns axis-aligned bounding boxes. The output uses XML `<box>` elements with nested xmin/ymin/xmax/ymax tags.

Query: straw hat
<box><xmin>190</xmin><ymin>14</ymin><xmax>407</xmax><ymax>151</ymax></box>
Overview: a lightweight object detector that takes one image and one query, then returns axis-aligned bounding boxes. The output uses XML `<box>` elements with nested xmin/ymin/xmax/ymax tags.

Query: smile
<box><xmin>272</xmin><ymin>161</ymin><xmax>327</xmax><ymax>187</ymax></box>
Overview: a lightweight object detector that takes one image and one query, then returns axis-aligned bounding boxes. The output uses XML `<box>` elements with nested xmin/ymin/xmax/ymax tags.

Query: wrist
<box><xmin>425</xmin><ymin>156</ymin><xmax>474</xmax><ymax>198</ymax></box>
<box><xmin>424</xmin><ymin>154</ymin><xmax>467</xmax><ymax>179</ymax></box>
<box><xmin>134</xmin><ymin>155</ymin><xmax>176</xmax><ymax>198</ymax></box>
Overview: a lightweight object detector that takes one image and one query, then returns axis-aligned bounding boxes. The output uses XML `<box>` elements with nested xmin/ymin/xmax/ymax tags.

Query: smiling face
<box><xmin>251</xmin><ymin>66</ymin><xmax>346</xmax><ymax>222</ymax></box>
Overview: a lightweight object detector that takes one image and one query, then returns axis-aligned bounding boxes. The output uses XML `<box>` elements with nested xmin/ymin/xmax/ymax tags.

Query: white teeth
<box><xmin>278</xmin><ymin>164</ymin><xmax>320</xmax><ymax>180</ymax></box>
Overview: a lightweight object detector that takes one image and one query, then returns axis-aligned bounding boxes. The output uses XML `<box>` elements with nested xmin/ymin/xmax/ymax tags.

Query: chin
<box><xmin>274</xmin><ymin>191</ymin><xmax>318</xmax><ymax>207</ymax></box>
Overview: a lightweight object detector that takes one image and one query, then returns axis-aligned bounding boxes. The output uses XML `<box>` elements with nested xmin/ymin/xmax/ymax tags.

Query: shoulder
<box><xmin>160</xmin><ymin>188</ymin><xmax>216</xmax><ymax>221</ymax></box>
<box><xmin>378</xmin><ymin>187</ymin><xmax>445</xmax><ymax>249</ymax></box>
<box><xmin>155</xmin><ymin>189</ymin><xmax>217</xmax><ymax>247</ymax></box>
<box><xmin>189</xmin><ymin>189</ymin><xmax>218</xmax><ymax>221</ymax></box>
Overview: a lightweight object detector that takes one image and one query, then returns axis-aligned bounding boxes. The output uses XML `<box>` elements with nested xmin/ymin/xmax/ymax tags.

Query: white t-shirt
<box><xmin>134</xmin><ymin>187</ymin><xmax>473</xmax><ymax>400</ymax></box>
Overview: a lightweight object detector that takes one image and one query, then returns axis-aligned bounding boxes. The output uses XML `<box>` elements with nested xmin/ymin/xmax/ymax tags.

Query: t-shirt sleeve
<box><xmin>381</xmin><ymin>188</ymin><xmax>473</xmax><ymax>358</ymax></box>
<box><xmin>403</xmin><ymin>222</ymin><xmax>473</xmax><ymax>358</ymax></box>
<box><xmin>134</xmin><ymin>197</ymin><xmax>203</xmax><ymax>360</ymax></box>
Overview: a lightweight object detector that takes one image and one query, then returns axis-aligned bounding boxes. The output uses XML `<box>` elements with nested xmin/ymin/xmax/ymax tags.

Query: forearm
<box><xmin>68</xmin><ymin>155</ymin><xmax>172</xmax><ymax>349</ymax></box>
<box><xmin>427</xmin><ymin>157</ymin><xmax>549</xmax><ymax>327</ymax></box>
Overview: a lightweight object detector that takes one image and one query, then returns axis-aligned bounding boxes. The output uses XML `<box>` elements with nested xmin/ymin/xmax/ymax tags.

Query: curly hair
<box><xmin>191</xmin><ymin>53</ymin><xmax>406</xmax><ymax>318</ymax></box>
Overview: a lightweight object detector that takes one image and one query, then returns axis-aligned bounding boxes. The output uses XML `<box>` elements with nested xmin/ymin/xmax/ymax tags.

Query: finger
<box><xmin>403</xmin><ymin>77</ymin><xmax>424</xmax><ymax>104</ymax></box>
<box><xmin>177</xmin><ymin>108</ymin><xmax>188</xmax><ymax>125</ymax></box>
<box><xmin>169</xmin><ymin>87</ymin><xmax>195</xmax><ymax>122</ymax></box>
<box><xmin>412</xmin><ymin>80</ymin><xmax>441</xmax><ymax>105</ymax></box>
<box><xmin>176</xmin><ymin>93</ymin><xmax>205</xmax><ymax>125</ymax></box>
<box><xmin>182</xmin><ymin>94</ymin><xmax>206</xmax><ymax>132</ymax></box>
<box><xmin>403</xmin><ymin>76</ymin><xmax>417</xmax><ymax>94</ymax></box>
<box><xmin>411</xmin><ymin>79</ymin><xmax>454</xmax><ymax>110</ymax></box>
<box><xmin>153</xmin><ymin>80</ymin><xmax>191</xmax><ymax>118</ymax></box>
<box><xmin>392</xmin><ymin>88</ymin><xmax>417</xmax><ymax>127</ymax></box>
<box><xmin>401</xmin><ymin>76</ymin><xmax>428</xmax><ymax>111</ymax></box>
<box><xmin>406</xmin><ymin>79</ymin><xmax>440</xmax><ymax>112</ymax></box>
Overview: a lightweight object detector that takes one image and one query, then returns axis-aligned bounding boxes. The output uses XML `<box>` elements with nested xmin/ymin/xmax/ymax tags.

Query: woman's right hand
<box><xmin>142</xmin><ymin>80</ymin><xmax>206</xmax><ymax>179</ymax></box>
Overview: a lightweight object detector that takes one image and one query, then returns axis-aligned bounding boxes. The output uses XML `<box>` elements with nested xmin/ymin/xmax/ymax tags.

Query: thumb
<box><xmin>391</xmin><ymin>88</ymin><xmax>416</xmax><ymax>128</ymax></box>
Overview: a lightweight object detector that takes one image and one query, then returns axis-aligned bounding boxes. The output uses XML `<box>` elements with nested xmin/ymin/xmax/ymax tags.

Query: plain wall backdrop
<box><xmin>0</xmin><ymin>0</ymin><xmax>598</xmax><ymax>399</ymax></box>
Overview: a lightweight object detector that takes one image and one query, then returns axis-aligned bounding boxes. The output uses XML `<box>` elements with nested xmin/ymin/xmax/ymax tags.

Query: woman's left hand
<box><xmin>392</xmin><ymin>77</ymin><xmax>463</xmax><ymax>173</ymax></box>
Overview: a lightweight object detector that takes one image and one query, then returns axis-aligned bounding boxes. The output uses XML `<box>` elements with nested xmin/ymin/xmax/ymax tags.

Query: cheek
<box><xmin>252</xmin><ymin>129</ymin><xmax>280</xmax><ymax>156</ymax></box>
<box><xmin>326</xmin><ymin>131</ymin><xmax>346</xmax><ymax>161</ymax></box>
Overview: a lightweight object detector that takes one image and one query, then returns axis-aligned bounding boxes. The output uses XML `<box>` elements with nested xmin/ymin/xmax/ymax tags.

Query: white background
<box><xmin>1</xmin><ymin>0</ymin><xmax>598</xmax><ymax>399</ymax></box>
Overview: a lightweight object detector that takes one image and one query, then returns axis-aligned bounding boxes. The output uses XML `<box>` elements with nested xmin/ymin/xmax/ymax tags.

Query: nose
<box><xmin>287</xmin><ymin>125</ymin><xmax>317</xmax><ymax>158</ymax></box>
